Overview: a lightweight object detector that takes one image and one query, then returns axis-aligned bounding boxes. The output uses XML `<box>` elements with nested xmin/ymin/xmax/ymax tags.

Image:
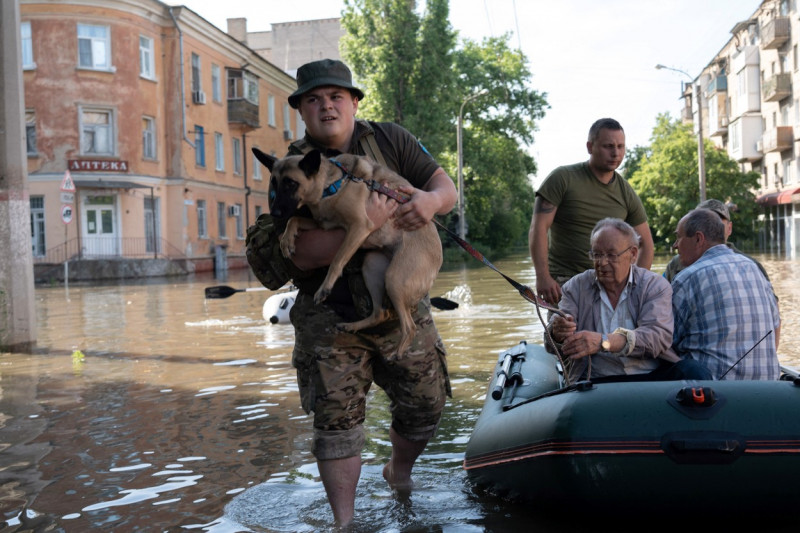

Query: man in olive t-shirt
<box><xmin>528</xmin><ymin>118</ymin><xmax>654</xmax><ymax>305</ymax></box>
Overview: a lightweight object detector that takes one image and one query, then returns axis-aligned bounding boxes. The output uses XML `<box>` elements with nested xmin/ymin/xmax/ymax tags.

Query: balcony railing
<box><xmin>33</xmin><ymin>237</ymin><xmax>186</xmax><ymax>265</ymax></box>
<box><xmin>761</xmin><ymin>126</ymin><xmax>794</xmax><ymax>153</ymax></box>
<box><xmin>228</xmin><ymin>98</ymin><xmax>260</xmax><ymax>128</ymax></box>
<box><xmin>706</xmin><ymin>75</ymin><xmax>727</xmax><ymax>95</ymax></box>
<box><xmin>762</xmin><ymin>17</ymin><xmax>790</xmax><ymax>49</ymax></box>
<box><xmin>763</xmin><ymin>73</ymin><xmax>792</xmax><ymax>102</ymax></box>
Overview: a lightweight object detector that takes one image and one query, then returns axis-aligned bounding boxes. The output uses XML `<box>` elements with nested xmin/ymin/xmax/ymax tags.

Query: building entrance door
<box><xmin>82</xmin><ymin>194</ymin><xmax>118</xmax><ymax>257</ymax></box>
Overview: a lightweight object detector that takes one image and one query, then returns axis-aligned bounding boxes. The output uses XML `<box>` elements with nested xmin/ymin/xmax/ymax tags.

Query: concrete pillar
<box><xmin>0</xmin><ymin>0</ymin><xmax>37</xmax><ymax>351</ymax></box>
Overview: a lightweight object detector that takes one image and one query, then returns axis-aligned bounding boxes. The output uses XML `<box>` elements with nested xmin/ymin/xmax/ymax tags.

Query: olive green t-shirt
<box><xmin>536</xmin><ymin>162</ymin><xmax>647</xmax><ymax>278</ymax></box>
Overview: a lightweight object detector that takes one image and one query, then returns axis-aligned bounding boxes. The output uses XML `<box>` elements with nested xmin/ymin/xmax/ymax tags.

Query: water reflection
<box><xmin>0</xmin><ymin>252</ymin><xmax>798</xmax><ymax>531</ymax></box>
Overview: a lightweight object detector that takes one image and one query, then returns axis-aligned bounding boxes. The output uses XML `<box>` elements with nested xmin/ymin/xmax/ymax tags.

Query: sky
<box><xmin>167</xmin><ymin>0</ymin><xmax>761</xmax><ymax>185</ymax></box>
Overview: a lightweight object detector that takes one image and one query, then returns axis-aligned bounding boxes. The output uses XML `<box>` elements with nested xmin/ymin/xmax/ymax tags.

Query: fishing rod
<box><xmin>718</xmin><ymin>330</ymin><xmax>772</xmax><ymax>379</ymax></box>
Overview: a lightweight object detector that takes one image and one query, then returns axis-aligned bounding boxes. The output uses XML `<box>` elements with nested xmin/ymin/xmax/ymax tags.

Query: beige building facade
<box><xmin>21</xmin><ymin>0</ymin><xmax>306</xmax><ymax>277</ymax></box>
<box><xmin>686</xmin><ymin>0</ymin><xmax>800</xmax><ymax>257</ymax></box>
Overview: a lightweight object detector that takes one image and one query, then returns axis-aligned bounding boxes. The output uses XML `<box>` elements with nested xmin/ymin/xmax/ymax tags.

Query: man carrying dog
<box><xmin>249</xmin><ymin>59</ymin><xmax>456</xmax><ymax>527</ymax></box>
<box><xmin>528</xmin><ymin>118</ymin><xmax>655</xmax><ymax>306</ymax></box>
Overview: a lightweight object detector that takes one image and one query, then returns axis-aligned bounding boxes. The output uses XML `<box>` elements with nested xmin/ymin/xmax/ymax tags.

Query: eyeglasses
<box><xmin>587</xmin><ymin>246</ymin><xmax>633</xmax><ymax>263</ymax></box>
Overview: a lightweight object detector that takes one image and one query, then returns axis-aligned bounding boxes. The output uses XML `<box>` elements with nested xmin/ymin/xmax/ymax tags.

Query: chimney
<box><xmin>227</xmin><ymin>18</ymin><xmax>247</xmax><ymax>43</ymax></box>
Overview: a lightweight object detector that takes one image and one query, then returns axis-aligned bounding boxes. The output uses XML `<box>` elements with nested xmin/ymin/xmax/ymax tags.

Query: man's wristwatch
<box><xmin>601</xmin><ymin>333</ymin><xmax>611</xmax><ymax>352</ymax></box>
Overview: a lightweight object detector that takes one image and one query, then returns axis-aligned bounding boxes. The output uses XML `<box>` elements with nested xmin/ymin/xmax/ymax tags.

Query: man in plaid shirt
<box><xmin>672</xmin><ymin>208</ymin><xmax>781</xmax><ymax>380</ymax></box>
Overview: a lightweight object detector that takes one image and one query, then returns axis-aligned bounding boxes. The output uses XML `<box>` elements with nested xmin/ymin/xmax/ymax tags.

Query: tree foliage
<box><xmin>627</xmin><ymin>114</ymin><xmax>761</xmax><ymax>251</ymax></box>
<box><xmin>341</xmin><ymin>1</ymin><xmax>549</xmax><ymax>254</ymax></box>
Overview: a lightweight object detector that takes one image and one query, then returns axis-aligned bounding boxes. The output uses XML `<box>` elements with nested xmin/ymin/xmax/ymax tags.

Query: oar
<box><xmin>204</xmin><ymin>285</ymin><xmax>270</xmax><ymax>299</ymax></box>
<box><xmin>430</xmin><ymin>296</ymin><xmax>458</xmax><ymax>310</ymax></box>
<box><xmin>206</xmin><ymin>284</ymin><xmax>459</xmax><ymax>310</ymax></box>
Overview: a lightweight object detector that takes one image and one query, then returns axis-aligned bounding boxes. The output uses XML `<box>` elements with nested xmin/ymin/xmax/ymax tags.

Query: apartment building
<box><xmin>685</xmin><ymin>0</ymin><xmax>800</xmax><ymax>257</ymax></box>
<box><xmin>22</xmin><ymin>0</ymin><xmax>303</xmax><ymax>277</ymax></box>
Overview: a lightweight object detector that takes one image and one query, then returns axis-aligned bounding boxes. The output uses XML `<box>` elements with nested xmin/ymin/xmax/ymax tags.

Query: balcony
<box><xmin>763</xmin><ymin>73</ymin><xmax>792</xmax><ymax>102</ymax></box>
<box><xmin>227</xmin><ymin>98</ymin><xmax>260</xmax><ymax>129</ymax></box>
<box><xmin>762</xmin><ymin>17</ymin><xmax>790</xmax><ymax>50</ymax></box>
<box><xmin>761</xmin><ymin>126</ymin><xmax>794</xmax><ymax>153</ymax></box>
<box><xmin>706</xmin><ymin>75</ymin><xmax>727</xmax><ymax>95</ymax></box>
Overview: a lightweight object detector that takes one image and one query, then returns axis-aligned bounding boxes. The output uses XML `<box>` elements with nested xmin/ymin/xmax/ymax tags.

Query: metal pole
<box><xmin>655</xmin><ymin>64</ymin><xmax>706</xmax><ymax>202</ymax></box>
<box><xmin>695</xmin><ymin>83</ymin><xmax>707</xmax><ymax>202</ymax></box>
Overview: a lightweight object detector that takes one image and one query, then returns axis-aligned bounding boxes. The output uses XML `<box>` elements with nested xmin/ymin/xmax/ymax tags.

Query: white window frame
<box><xmin>283</xmin><ymin>103</ymin><xmax>292</xmax><ymax>138</ymax></box>
<box><xmin>26</xmin><ymin>109</ymin><xmax>37</xmax><ymax>156</ymax></box>
<box><xmin>30</xmin><ymin>196</ymin><xmax>46</xmax><ymax>257</ymax></box>
<box><xmin>217</xmin><ymin>201</ymin><xmax>227</xmax><ymax>239</ymax></box>
<box><xmin>214</xmin><ymin>132</ymin><xmax>225</xmax><ymax>171</ymax></box>
<box><xmin>268</xmin><ymin>95</ymin><xmax>276</xmax><ymax>127</ymax></box>
<box><xmin>296</xmin><ymin>110</ymin><xmax>305</xmax><ymax>140</ymax></box>
<box><xmin>211</xmin><ymin>64</ymin><xmax>221</xmax><ymax>102</ymax></box>
<box><xmin>197</xmin><ymin>199</ymin><xmax>208</xmax><ymax>238</ymax></box>
<box><xmin>142</xmin><ymin>116</ymin><xmax>156</xmax><ymax>160</ymax></box>
<box><xmin>232</xmin><ymin>137</ymin><xmax>242</xmax><ymax>175</ymax></box>
<box><xmin>139</xmin><ymin>35</ymin><xmax>155</xmax><ymax>79</ymax></box>
<box><xmin>191</xmin><ymin>52</ymin><xmax>201</xmax><ymax>92</ymax></box>
<box><xmin>80</xmin><ymin>106</ymin><xmax>115</xmax><ymax>156</ymax></box>
<box><xmin>252</xmin><ymin>150</ymin><xmax>262</xmax><ymax>181</ymax></box>
<box><xmin>235</xmin><ymin>203</ymin><xmax>244</xmax><ymax>239</ymax></box>
<box><xmin>77</xmin><ymin>23</ymin><xmax>113</xmax><ymax>71</ymax></box>
<box><xmin>21</xmin><ymin>21</ymin><xmax>35</xmax><ymax>70</ymax></box>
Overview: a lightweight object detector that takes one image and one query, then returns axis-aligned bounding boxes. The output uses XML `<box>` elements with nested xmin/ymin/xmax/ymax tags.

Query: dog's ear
<box><xmin>251</xmin><ymin>147</ymin><xmax>277</xmax><ymax>172</ymax></box>
<box><xmin>298</xmin><ymin>149</ymin><xmax>322</xmax><ymax>177</ymax></box>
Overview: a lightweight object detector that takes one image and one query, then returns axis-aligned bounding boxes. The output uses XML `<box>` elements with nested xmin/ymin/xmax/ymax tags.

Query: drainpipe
<box><xmin>243</xmin><ymin>132</ymin><xmax>250</xmax><ymax>228</ymax></box>
<box><xmin>168</xmin><ymin>7</ymin><xmax>194</xmax><ymax>148</ymax></box>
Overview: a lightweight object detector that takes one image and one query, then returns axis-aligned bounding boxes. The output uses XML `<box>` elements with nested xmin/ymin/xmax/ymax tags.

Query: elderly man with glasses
<box><xmin>546</xmin><ymin>218</ymin><xmax>710</xmax><ymax>383</ymax></box>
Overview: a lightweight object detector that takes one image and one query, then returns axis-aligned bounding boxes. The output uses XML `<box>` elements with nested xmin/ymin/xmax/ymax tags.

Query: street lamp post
<box><xmin>457</xmin><ymin>88</ymin><xmax>489</xmax><ymax>240</ymax></box>
<box><xmin>655</xmin><ymin>64</ymin><xmax>707</xmax><ymax>202</ymax></box>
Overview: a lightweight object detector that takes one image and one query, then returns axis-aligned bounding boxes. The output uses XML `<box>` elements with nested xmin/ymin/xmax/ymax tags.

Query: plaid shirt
<box><xmin>672</xmin><ymin>245</ymin><xmax>781</xmax><ymax>380</ymax></box>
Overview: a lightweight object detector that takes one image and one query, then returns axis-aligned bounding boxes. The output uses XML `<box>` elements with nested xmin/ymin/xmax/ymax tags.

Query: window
<box><xmin>235</xmin><ymin>203</ymin><xmax>244</xmax><ymax>239</ymax></box>
<box><xmin>144</xmin><ymin>196</ymin><xmax>161</xmax><ymax>254</ymax></box>
<box><xmin>232</xmin><ymin>137</ymin><xmax>242</xmax><ymax>175</ymax></box>
<box><xmin>191</xmin><ymin>53</ymin><xmax>201</xmax><ymax>92</ymax></box>
<box><xmin>25</xmin><ymin>110</ymin><xmax>37</xmax><ymax>156</ymax></box>
<box><xmin>211</xmin><ymin>64</ymin><xmax>221</xmax><ymax>102</ymax></box>
<box><xmin>252</xmin><ymin>149</ymin><xmax>262</xmax><ymax>180</ymax></box>
<box><xmin>255</xmin><ymin>205</ymin><xmax>263</xmax><ymax>218</ymax></box>
<box><xmin>197</xmin><ymin>199</ymin><xmax>207</xmax><ymax>238</ymax></box>
<box><xmin>296</xmin><ymin>110</ymin><xmax>305</xmax><ymax>140</ymax></box>
<box><xmin>30</xmin><ymin>196</ymin><xmax>45</xmax><ymax>257</ymax></box>
<box><xmin>21</xmin><ymin>21</ymin><xmax>35</xmax><ymax>69</ymax></box>
<box><xmin>78</xmin><ymin>23</ymin><xmax>112</xmax><ymax>70</ymax></box>
<box><xmin>139</xmin><ymin>35</ymin><xmax>155</xmax><ymax>79</ymax></box>
<box><xmin>214</xmin><ymin>132</ymin><xmax>224</xmax><ymax>171</ymax></box>
<box><xmin>80</xmin><ymin>107</ymin><xmax>114</xmax><ymax>155</ymax></box>
<box><xmin>227</xmin><ymin>69</ymin><xmax>258</xmax><ymax>104</ymax></box>
<box><xmin>217</xmin><ymin>202</ymin><xmax>227</xmax><ymax>238</ymax></box>
<box><xmin>283</xmin><ymin>104</ymin><xmax>292</xmax><ymax>138</ymax></box>
<box><xmin>142</xmin><ymin>116</ymin><xmax>156</xmax><ymax>160</ymax></box>
<box><xmin>268</xmin><ymin>95</ymin><xmax>276</xmax><ymax>127</ymax></box>
<box><xmin>194</xmin><ymin>125</ymin><xmax>205</xmax><ymax>167</ymax></box>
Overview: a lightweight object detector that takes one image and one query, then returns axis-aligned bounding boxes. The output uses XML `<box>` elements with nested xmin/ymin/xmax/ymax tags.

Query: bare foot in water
<box><xmin>383</xmin><ymin>461</ymin><xmax>413</xmax><ymax>493</ymax></box>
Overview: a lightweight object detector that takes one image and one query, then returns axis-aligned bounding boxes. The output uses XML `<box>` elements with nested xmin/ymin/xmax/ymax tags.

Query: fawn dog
<box><xmin>253</xmin><ymin>148</ymin><xmax>443</xmax><ymax>355</ymax></box>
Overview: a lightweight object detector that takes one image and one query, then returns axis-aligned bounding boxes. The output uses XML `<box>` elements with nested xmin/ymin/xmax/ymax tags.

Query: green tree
<box><xmin>341</xmin><ymin>0</ymin><xmax>456</xmax><ymax>155</ymax></box>
<box><xmin>341</xmin><ymin>1</ymin><xmax>549</xmax><ymax>254</ymax></box>
<box><xmin>627</xmin><ymin>114</ymin><xmax>760</xmax><ymax>250</ymax></box>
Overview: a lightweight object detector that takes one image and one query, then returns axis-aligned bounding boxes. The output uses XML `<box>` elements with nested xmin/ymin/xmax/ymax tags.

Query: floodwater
<box><xmin>1</xmin><ymin>252</ymin><xmax>799</xmax><ymax>532</ymax></box>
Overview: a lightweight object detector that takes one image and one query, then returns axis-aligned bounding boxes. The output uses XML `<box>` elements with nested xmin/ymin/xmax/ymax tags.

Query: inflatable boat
<box><xmin>463</xmin><ymin>341</ymin><xmax>800</xmax><ymax>517</ymax></box>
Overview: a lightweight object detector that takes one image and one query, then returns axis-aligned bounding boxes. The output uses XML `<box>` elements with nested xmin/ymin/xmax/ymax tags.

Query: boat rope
<box><xmin>718</xmin><ymin>330</ymin><xmax>772</xmax><ymax>379</ymax></box>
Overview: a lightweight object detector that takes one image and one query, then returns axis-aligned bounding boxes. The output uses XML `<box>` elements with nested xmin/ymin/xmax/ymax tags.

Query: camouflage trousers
<box><xmin>290</xmin><ymin>292</ymin><xmax>451</xmax><ymax>461</ymax></box>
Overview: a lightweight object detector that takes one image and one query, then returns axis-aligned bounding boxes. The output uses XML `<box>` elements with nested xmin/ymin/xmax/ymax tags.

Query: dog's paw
<box><xmin>314</xmin><ymin>287</ymin><xmax>331</xmax><ymax>304</ymax></box>
<box><xmin>279</xmin><ymin>235</ymin><xmax>296</xmax><ymax>258</ymax></box>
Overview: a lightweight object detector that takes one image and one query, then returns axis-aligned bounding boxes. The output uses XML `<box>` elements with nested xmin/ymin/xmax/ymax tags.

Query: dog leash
<box><xmin>328</xmin><ymin>158</ymin><xmax>563</xmax><ymax>317</ymax></box>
